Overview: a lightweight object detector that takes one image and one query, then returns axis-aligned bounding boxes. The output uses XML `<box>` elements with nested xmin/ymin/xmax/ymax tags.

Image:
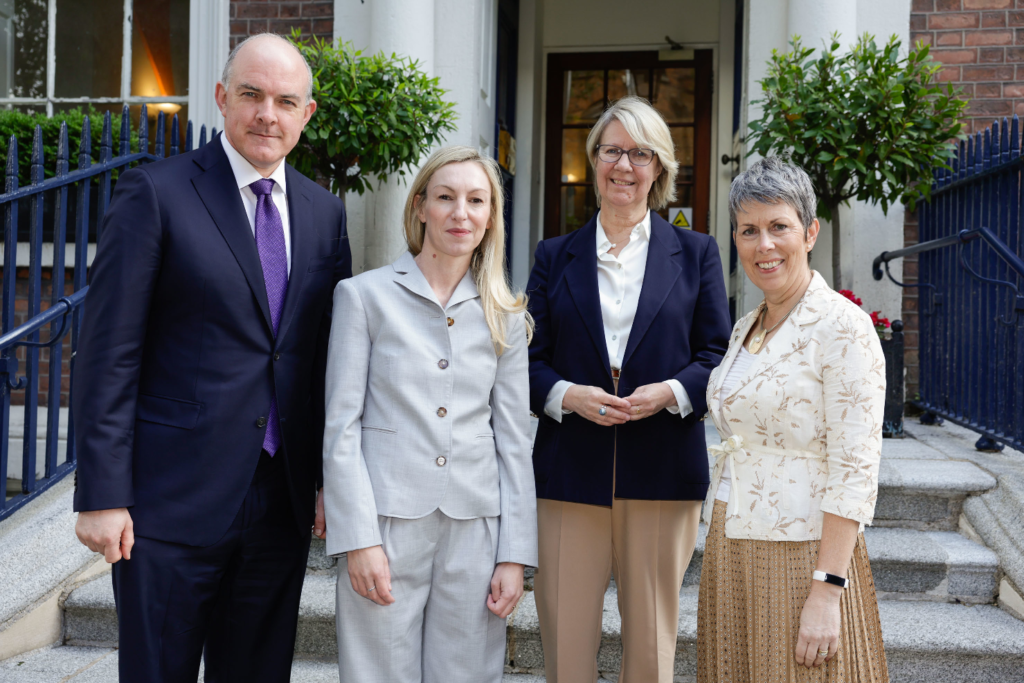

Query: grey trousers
<box><xmin>335</xmin><ymin>510</ymin><xmax>507</xmax><ymax>683</ymax></box>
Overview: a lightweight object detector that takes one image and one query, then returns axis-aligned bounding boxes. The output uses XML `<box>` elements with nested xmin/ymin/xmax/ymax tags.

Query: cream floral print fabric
<box><xmin>703</xmin><ymin>271</ymin><xmax>886</xmax><ymax>541</ymax></box>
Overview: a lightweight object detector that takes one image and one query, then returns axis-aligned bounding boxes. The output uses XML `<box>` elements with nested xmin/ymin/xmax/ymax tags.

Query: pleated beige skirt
<box><xmin>697</xmin><ymin>501</ymin><xmax>889</xmax><ymax>683</ymax></box>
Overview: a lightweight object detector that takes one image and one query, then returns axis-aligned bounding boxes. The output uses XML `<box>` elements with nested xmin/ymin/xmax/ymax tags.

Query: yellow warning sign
<box><xmin>669</xmin><ymin>207</ymin><xmax>692</xmax><ymax>229</ymax></box>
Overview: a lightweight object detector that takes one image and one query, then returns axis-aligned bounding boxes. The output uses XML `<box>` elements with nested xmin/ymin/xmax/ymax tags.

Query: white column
<box><xmin>188</xmin><ymin>0</ymin><xmax>231</xmax><ymax>134</ymax></box>
<box><xmin>510</xmin><ymin>0</ymin><xmax>542</xmax><ymax>289</ymax></box>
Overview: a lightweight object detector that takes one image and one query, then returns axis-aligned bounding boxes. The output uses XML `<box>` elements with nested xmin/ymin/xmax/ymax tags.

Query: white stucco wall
<box><xmin>738</xmin><ymin>0</ymin><xmax>909</xmax><ymax>321</ymax></box>
<box><xmin>333</xmin><ymin>0</ymin><xmax>499</xmax><ymax>274</ymax></box>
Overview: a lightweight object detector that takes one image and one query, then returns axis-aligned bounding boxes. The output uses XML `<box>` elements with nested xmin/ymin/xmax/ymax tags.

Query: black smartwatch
<box><xmin>812</xmin><ymin>570</ymin><xmax>849</xmax><ymax>589</ymax></box>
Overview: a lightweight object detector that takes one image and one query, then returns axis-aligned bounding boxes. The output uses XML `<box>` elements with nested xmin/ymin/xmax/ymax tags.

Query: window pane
<box><xmin>561</xmin><ymin>128</ymin><xmax>592</xmax><ymax>184</ymax></box>
<box><xmin>651</xmin><ymin>68</ymin><xmax>695</xmax><ymax>124</ymax></box>
<box><xmin>608</xmin><ymin>69</ymin><xmax>649</xmax><ymax>103</ymax></box>
<box><xmin>560</xmin><ymin>184</ymin><xmax>597</xmax><ymax>236</ymax></box>
<box><xmin>563</xmin><ymin>70</ymin><xmax>604</xmax><ymax>124</ymax></box>
<box><xmin>671</xmin><ymin>127</ymin><xmax>694</xmax><ymax>182</ymax></box>
<box><xmin>4</xmin><ymin>0</ymin><xmax>47</xmax><ymax>98</ymax></box>
<box><xmin>54</xmin><ymin>0</ymin><xmax>124</xmax><ymax>98</ymax></box>
<box><xmin>132</xmin><ymin>0</ymin><xmax>190</xmax><ymax>98</ymax></box>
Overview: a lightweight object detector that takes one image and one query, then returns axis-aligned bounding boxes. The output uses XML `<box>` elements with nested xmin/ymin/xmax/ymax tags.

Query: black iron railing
<box><xmin>0</xmin><ymin>106</ymin><xmax>213</xmax><ymax>521</ymax></box>
<box><xmin>874</xmin><ymin>115</ymin><xmax>1024</xmax><ymax>452</ymax></box>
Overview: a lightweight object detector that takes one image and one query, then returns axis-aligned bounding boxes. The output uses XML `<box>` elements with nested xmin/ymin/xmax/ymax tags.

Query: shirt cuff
<box><xmin>544</xmin><ymin>380</ymin><xmax>575</xmax><ymax>423</ymax></box>
<box><xmin>663</xmin><ymin>379</ymin><xmax>693</xmax><ymax>418</ymax></box>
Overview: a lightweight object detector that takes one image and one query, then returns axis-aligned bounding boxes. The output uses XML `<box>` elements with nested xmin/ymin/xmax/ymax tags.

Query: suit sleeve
<box><xmin>492</xmin><ymin>313</ymin><xmax>539</xmax><ymax>566</ymax></box>
<box><xmin>310</xmin><ymin>201</ymin><xmax>352</xmax><ymax>491</ymax></box>
<box><xmin>72</xmin><ymin>168</ymin><xmax>163</xmax><ymax>512</ymax></box>
<box><xmin>527</xmin><ymin>240</ymin><xmax>570</xmax><ymax>415</ymax></box>
<box><xmin>671</xmin><ymin>235</ymin><xmax>731</xmax><ymax>419</ymax></box>
<box><xmin>322</xmin><ymin>279</ymin><xmax>381</xmax><ymax>556</ymax></box>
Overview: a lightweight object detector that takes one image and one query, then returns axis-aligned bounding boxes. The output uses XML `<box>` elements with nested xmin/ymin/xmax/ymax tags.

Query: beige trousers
<box><xmin>534</xmin><ymin>496</ymin><xmax>703</xmax><ymax>683</ymax></box>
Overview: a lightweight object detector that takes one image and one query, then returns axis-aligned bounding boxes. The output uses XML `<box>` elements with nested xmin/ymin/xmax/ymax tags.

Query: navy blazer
<box><xmin>527</xmin><ymin>212</ymin><xmax>731</xmax><ymax>506</ymax></box>
<box><xmin>72</xmin><ymin>136</ymin><xmax>351</xmax><ymax>545</ymax></box>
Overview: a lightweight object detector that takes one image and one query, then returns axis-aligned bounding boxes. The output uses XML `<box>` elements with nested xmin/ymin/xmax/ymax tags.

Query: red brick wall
<box><xmin>1</xmin><ymin>269</ymin><xmax>75</xmax><ymax>408</ymax></box>
<box><xmin>229</xmin><ymin>1</ymin><xmax>334</xmax><ymax>49</ymax></box>
<box><xmin>904</xmin><ymin>0</ymin><xmax>1024</xmax><ymax>399</ymax></box>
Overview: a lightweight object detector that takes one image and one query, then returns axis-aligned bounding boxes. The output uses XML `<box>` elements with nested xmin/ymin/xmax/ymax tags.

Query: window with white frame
<box><xmin>0</xmin><ymin>0</ymin><xmax>189</xmax><ymax>123</ymax></box>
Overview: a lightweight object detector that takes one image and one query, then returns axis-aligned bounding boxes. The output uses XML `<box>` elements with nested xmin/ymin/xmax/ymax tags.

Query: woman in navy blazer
<box><xmin>526</xmin><ymin>97</ymin><xmax>731</xmax><ymax>683</ymax></box>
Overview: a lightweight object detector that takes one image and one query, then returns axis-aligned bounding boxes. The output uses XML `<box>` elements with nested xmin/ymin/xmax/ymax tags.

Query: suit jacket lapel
<box><xmin>191</xmin><ymin>142</ymin><xmax>273</xmax><ymax>335</ymax></box>
<box><xmin>563</xmin><ymin>219</ymin><xmax>612</xmax><ymax>378</ymax></box>
<box><xmin>275</xmin><ymin>167</ymin><xmax>312</xmax><ymax>344</ymax></box>
<box><xmin>620</xmin><ymin>215</ymin><xmax>682</xmax><ymax>368</ymax></box>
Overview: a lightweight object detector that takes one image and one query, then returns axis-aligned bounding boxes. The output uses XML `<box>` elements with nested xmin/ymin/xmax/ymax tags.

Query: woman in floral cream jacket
<box><xmin>697</xmin><ymin>157</ymin><xmax>889</xmax><ymax>682</ymax></box>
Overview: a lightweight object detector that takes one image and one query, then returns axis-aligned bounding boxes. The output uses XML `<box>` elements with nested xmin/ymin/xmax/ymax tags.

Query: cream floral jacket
<box><xmin>702</xmin><ymin>272</ymin><xmax>886</xmax><ymax>541</ymax></box>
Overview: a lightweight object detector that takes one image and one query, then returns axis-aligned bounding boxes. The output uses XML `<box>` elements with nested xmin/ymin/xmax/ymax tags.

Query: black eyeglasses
<box><xmin>595</xmin><ymin>144</ymin><xmax>657</xmax><ymax>166</ymax></box>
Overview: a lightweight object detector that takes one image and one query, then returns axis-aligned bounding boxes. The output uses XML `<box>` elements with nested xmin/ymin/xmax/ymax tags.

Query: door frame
<box><xmin>543</xmin><ymin>49</ymin><xmax>713</xmax><ymax>239</ymax></box>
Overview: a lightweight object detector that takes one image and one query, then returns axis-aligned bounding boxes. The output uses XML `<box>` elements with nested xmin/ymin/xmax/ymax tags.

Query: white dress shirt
<box><xmin>220</xmin><ymin>133</ymin><xmax>292</xmax><ymax>275</ymax></box>
<box><xmin>544</xmin><ymin>210</ymin><xmax>692</xmax><ymax>422</ymax></box>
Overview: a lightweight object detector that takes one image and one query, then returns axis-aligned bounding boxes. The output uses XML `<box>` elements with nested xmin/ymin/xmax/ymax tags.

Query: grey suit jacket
<box><xmin>322</xmin><ymin>252</ymin><xmax>538</xmax><ymax>566</ymax></box>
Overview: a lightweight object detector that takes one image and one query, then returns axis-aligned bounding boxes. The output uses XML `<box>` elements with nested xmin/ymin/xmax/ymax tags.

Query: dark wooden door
<box><xmin>544</xmin><ymin>50</ymin><xmax>713</xmax><ymax>238</ymax></box>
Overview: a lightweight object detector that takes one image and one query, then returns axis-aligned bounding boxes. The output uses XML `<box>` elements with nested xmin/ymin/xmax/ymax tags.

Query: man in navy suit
<box><xmin>72</xmin><ymin>33</ymin><xmax>350</xmax><ymax>682</ymax></box>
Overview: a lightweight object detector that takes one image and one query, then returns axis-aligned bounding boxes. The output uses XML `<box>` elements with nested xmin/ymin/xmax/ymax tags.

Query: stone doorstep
<box><xmin>874</xmin><ymin>459</ymin><xmax>997</xmax><ymax>530</ymax></box>
<box><xmin>0</xmin><ymin>645</ymin><xmax>599</xmax><ymax>683</ymax></box>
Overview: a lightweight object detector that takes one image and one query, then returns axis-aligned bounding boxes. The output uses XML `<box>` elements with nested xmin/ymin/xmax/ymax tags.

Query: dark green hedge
<box><xmin>0</xmin><ymin>108</ymin><xmax>140</xmax><ymax>188</ymax></box>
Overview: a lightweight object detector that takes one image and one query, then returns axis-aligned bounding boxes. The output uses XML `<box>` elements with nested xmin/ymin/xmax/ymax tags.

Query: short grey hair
<box><xmin>586</xmin><ymin>96</ymin><xmax>679</xmax><ymax>211</ymax></box>
<box><xmin>728</xmin><ymin>156</ymin><xmax>817</xmax><ymax>231</ymax></box>
<box><xmin>221</xmin><ymin>33</ymin><xmax>314</xmax><ymax>102</ymax></box>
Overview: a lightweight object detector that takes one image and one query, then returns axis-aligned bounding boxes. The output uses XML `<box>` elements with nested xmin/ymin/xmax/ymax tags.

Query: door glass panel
<box><xmin>54</xmin><ymin>0</ymin><xmax>124</xmax><ymax>98</ymax></box>
<box><xmin>131</xmin><ymin>0</ymin><xmax>190</xmax><ymax>97</ymax></box>
<box><xmin>561</xmin><ymin>185</ymin><xmax>597</xmax><ymax>236</ymax></box>
<box><xmin>6</xmin><ymin>0</ymin><xmax>47</xmax><ymax>98</ymax></box>
<box><xmin>608</xmin><ymin>69</ymin><xmax>649</xmax><ymax>103</ymax></box>
<box><xmin>671</xmin><ymin>127</ymin><xmax>695</xmax><ymax>182</ymax></box>
<box><xmin>561</xmin><ymin>128</ymin><xmax>592</xmax><ymax>184</ymax></box>
<box><xmin>656</xmin><ymin>185</ymin><xmax>694</xmax><ymax>225</ymax></box>
<box><xmin>652</xmin><ymin>68</ymin><xmax>695</xmax><ymax>123</ymax></box>
<box><xmin>563</xmin><ymin>70</ymin><xmax>604</xmax><ymax>124</ymax></box>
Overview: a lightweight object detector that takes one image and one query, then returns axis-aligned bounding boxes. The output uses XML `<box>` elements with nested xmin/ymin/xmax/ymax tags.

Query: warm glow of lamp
<box><xmin>152</xmin><ymin>103</ymin><xmax>182</xmax><ymax>115</ymax></box>
<box><xmin>566</xmin><ymin>173</ymin><xmax>577</xmax><ymax>182</ymax></box>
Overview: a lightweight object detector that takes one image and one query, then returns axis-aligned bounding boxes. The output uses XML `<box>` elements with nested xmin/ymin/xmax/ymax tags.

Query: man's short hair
<box><xmin>221</xmin><ymin>33</ymin><xmax>314</xmax><ymax>102</ymax></box>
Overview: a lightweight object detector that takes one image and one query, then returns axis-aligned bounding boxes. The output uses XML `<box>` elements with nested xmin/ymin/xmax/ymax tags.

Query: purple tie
<box><xmin>250</xmin><ymin>178</ymin><xmax>288</xmax><ymax>456</ymax></box>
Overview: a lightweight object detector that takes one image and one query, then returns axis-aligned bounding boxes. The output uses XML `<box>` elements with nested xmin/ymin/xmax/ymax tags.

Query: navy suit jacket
<box><xmin>526</xmin><ymin>212</ymin><xmax>731</xmax><ymax>506</ymax></box>
<box><xmin>72</xmin><ymin>136</ymin><xmax>351</xmax><ymax>546</ymax></box>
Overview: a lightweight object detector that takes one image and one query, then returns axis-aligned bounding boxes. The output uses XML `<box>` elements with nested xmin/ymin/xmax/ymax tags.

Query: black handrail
<box><xmin>873</xmin><ymin>227</ymin><xmax>1024</xmax><ymax>284</ymax></box>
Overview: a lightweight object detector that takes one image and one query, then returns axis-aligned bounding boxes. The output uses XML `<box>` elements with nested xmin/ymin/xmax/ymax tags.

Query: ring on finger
<box><xmin>368</xmin><ymin>585</ymin><xmax>376</xmax><ymax>592</ymax></box>
<box><xmin>817</xmin><ymin>648</ymin><xmax>829</xmax><ymax>656</ymax></box>
<box><xmin>635</xmin><ymin>407</ymin><xmax>641</xmax><ymax>415</ymax></box>
<box><xmin>599</xmin><ymin>405</ymin><xmax>607</xmax><ymax>416</ymax></box>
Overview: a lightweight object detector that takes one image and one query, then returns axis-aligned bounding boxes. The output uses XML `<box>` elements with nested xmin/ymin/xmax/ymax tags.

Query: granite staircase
<box><xmin>3</xmin><ymin>421</ymin><xmax>1024</xmax><ymax>682</ymax></box>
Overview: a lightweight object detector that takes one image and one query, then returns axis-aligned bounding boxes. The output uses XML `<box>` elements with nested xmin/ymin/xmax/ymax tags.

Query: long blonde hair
<box><xmin>403</xmin><ymin>145</ymin><xmax>534</xmax><ymax>354</ymax></box>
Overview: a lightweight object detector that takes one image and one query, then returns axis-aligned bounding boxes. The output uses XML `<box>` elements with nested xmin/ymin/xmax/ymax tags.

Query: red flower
<box><xmin>838</xmin><ymin>289</ymin><xmax>863</xmax><ymax>306</ymax></box>
<box><xmin>870</xmin><ymin>311</ymin><xmax>890</xmax><ymax>330</ymax></box>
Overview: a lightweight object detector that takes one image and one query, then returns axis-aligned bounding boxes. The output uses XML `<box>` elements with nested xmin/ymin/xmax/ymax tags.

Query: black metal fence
<box><xmin>874</xmin><ymin>115</ymin><xmax>1024</xmax><ymax>452</ymax></box>
<box><xmin>0</xmin><ymin>106</ymin><xmax>213</xmax><ymax>521</ymax></box>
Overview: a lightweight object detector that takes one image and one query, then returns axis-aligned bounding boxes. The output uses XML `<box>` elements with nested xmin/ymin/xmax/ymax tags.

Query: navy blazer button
<box><xmin>437</xmin><ymin>407</ymin><xmax>447</xmax><ymax>418</ymax></box>
<box><xmin>274</xmin><ymin>353</ymin><xmax>281</xmax><ymax>361</ymax></box>
<box><xmin>438</xmin><ymin>359</ymin><xmax>449</xmax><ymax>369</ymax></box>
<box><xmin>447</xmin><ymin>317</ymin><xmax>454</xmax><ymax>327</ymax></box>
<box><xmin>436</xmin><ymin>456</ymin><xmax>447</xmax><ymax>466</ymax></box>
<box><xmin>257</xmin><ymin>417</ymin><xmax>268</xmax><ymax>427</ymax></box>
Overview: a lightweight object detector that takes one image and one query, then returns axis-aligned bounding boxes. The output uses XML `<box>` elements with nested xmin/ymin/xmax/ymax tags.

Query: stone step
<box><xmin>0</xmin><ymin>645</ymin><xmax>551</xmax><ymax>682</ymax></box>
<box><xmin>507</xmin><ymin>587</ymin><xmax>1024</xmax><ymax>682</ymax></box>
<box><xmin>872</xmin><ymin>459</ymin><xmax>995</xmax><ymax>530</ymax></box>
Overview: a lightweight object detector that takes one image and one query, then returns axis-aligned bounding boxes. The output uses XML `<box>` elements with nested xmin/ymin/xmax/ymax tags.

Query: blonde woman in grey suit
<box><xmin>321</xmin><ymin>145</ymin><xmax>538</xmax><ymax>683</ymax></box>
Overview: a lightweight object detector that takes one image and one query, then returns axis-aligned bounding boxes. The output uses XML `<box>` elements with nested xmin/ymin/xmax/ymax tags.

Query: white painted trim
<box><xmin>44</xmin><ymin>0</ymin><xmax>55</xmax><ymax>117</ymax></box>
<box><xmin>120</xmin><ymin>0</ymin><xmax>133</xmax><ymax>103</ymax></box>
<box><xmin>188</xmin><ymin>0</ymin><xmax>230</xmax><ymax>134</ymax></box>
<box><xmin>0</xmin><ymin>243</ymin><xmax>97</xmax><ymax>269</ymax></box>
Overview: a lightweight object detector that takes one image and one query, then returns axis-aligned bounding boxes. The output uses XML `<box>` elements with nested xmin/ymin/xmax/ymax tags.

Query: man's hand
<box><xmin>75</xmin><ymin>508</ymin><xmax>134</xmax><ymax>563</ymax></box>
<box><xmin>314</xmin><ymin>487</ymin><xmax>326</xmax><ymax>539</ymax></box>
<box><xmin>487</xmin><ymin>562</ymin><xmax>525</xmax><ymax>619</ymax></box>
<box><xmin>347</xmin><ymin>545</ymin><xmax>395</xmax><ymax>606</ymax></box>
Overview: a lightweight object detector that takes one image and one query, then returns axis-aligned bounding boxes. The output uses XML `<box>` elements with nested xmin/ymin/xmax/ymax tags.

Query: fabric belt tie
<box><xmin>250</xmin><ymin>178</ymin><xmax>289</xmax><ymax>456</ymax></box>
<box><xmin>709</xmin><ymin>435</ymin><xmax>822</xmax><ymax>514</ymax></box>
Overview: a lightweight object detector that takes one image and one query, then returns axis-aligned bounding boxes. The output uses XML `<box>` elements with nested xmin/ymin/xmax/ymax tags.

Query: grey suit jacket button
<box><xmin>437</xmin><ymin>407</ymin><xmax>447</xmax><ymax>418</ymax></box>
<box><xmin>438</xmin><ymin>359</ymin><xmax>449</xmax><ymax>369</ymax></box>
<box><xmin>436</xmin><ymin>456</ymin><xmax>447</xmax><ymax>466</ymax></box>
<box><xmin>256</xmin><ymin>416</ymin><xmax>268</xmax><ymax>428</ymax></box>
<box><xmin>447</xmin><ymin>317</ymin><xmax>454</xmax><ymax>327</ymax></box>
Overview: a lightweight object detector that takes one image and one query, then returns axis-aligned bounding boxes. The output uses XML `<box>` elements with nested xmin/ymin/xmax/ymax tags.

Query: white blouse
<box><xmin>543</xmin><ymin>211</ymin><xmax>691</xmax><ymax>421</ymax></box>
<box><xmin>715</xmin><ymin>345</ymin><xmax>756</xmax><ymax>502</ymax></box>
